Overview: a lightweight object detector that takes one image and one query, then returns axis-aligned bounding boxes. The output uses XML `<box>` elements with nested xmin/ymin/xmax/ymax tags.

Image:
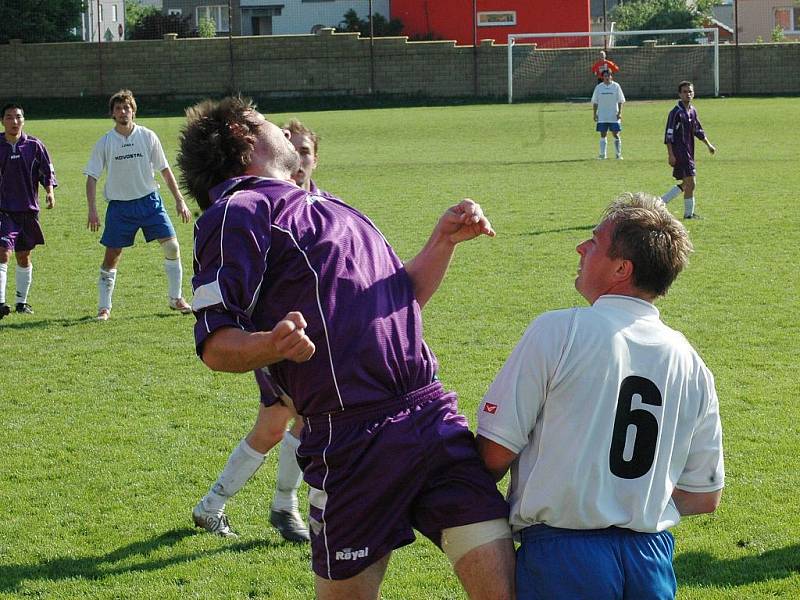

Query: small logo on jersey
<box><xmin>306</xmin><ymin>194</ymin><xmax>327</xmax><ymax>205</ymax></box>
<box><xmin>483</xmin><ymin>403</ymin><xmax>498</xmax><ymax>414</ymax></box>
<box><xmin>335</xmin><ymin>547</ymin><xmax>369</xmax><ymax>561</ymax></box>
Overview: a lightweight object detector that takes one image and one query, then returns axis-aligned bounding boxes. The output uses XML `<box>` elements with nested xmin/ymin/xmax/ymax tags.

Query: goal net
<box><xmin>507</xmin><ymin>28</ymin><xmax>719</xmax><ymax>103</ymax></box>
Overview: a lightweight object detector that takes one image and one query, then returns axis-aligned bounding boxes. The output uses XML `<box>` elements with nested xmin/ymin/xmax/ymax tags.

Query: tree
<box><xmin>336</xmin><ymin>9</ymin><xmax>403</xmax><ymax>37</ymax></box>
<box><xmin>610</xmin><ymin>0</ymin><xmax>720</xmax><ymax>45</ymax></box>
<box><xmin>128</xmin><ymin>12</ymin><xmax>194</xmax><ymax>40</ymax></box>
<box><xmin>0</xmin><ymin>0</ymin><xmax>83</xmax><ymax>43</ymax></box>
<box><xmin>126</xmin><ymin>0</ymin><xmax>160</xmax><ymax>39</ymax></box>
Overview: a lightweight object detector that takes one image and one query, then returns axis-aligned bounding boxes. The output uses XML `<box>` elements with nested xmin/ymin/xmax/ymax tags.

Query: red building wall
<box><xmin>391</xmin><ymin>0</ymin><xmax>591</xmax><ymax>46</ymax></box>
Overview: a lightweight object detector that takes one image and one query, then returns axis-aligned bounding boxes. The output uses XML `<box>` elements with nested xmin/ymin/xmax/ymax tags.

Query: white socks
<box><xmin>201</xmin><ymin>431</ymin><xmax>304</xmax><ymax>515</ymax></box>
<box><xmin>164</xmin><ymin>258</ymin><xmax>183</xmax><ymax>299</ymax></box>
<box><xmin>16</xmin><ymin>265</ymin><xmax>32</xmax><ymax>304</ymax></box>
<box><xmin>203</xmin><ymin>439</ymin><xmax>266</xmax><ymax>513</ymax></box>
<box><xmin>0</xmin><ymin>263</ymin><xmax>34</xmax><ymax>305</ymax></box>
<box><xmin>272</xmin><ymin>431</ymin><xmax>303</xmax><ymax>512</ymax></box>
<box><xmin>661</xmin><ymin>185</ymin><xmax>682</xmax><ymax>204</ymax></box>
<box><xmin>98</xmin><ymin>267</ymin><xmax>117</xmax><ymax>310</ymax></box>
<box><xmin>614</xmin><ymin>138</ymin><xmax>622</xmax><ymax>158</ymax></box>
<box><xmin>0</xmin><ymin>262</ymin><xmax>7</xmax><ymax>304</ymax></box>
<box><xmin>684</xmin><ymin>197</ymin><xmax>696</xmax><ymax>218</ymax></box>
<box><xmin>599</xmin><ymin>138</ymin><xmax>607</xmax><ymax>158</ymax></box>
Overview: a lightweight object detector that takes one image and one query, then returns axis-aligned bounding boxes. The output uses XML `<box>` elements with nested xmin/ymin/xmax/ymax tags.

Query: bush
<box><xmin>336</xmin><ymin>9</ymin><xmax>403</xmax><ymax>37</ymax></box>
<box><xmin>128</xmin><ymin>12</ymin><xmax>194</xmax><ymax>40</ymax></box>
<box><xmin>198</xmin><ymin>17</ymin><xmax>217</xmax><ymax>38</ymax></box>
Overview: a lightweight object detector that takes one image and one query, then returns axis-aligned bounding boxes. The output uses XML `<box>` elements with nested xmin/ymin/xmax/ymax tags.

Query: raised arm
<box><xmin>404</xmin><ymin>199</ymin><xmax>495</xmax><ymax>309</ymax></box>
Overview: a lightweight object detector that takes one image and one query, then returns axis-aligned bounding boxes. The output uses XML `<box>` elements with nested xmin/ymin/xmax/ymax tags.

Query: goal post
<box><xmin>507</xmin><ymin>28</ymin><xmax>719</xmax><ymax>104</ymax></box>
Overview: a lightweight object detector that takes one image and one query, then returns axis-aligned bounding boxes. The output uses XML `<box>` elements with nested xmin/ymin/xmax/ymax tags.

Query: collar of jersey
<box><xmin>595</xmin><ymin>294</ymin><xmax>659</xmax><ymax>318</ymax></box>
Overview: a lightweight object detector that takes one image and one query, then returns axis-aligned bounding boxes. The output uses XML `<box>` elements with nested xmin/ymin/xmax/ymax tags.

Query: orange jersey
<box><xmin>591</xmin><ymin>59</ymin><xmax>620</xmax><ymax>77</ymax></box>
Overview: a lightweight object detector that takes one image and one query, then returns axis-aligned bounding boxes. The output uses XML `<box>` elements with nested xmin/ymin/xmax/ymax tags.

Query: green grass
<box><xmin>1</xmin><ymin>97</ymin><xmax>798</xmax><ymax>599</ymax></box>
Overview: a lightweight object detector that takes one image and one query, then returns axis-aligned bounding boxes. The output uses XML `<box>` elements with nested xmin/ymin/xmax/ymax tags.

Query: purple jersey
<box><xmin>192</xmin><ymin>176</ymin><xmax>438</xmax><ymax>417</ymax></box>
<box><xmin>664</xmin><ymin>101</ymin><xmax>706</xmax><ymax>163</ymax></box>
<box><xmin>0</xmin><ymin>133</ymin><xmax>57</xmax><ymax>212</ymax></box>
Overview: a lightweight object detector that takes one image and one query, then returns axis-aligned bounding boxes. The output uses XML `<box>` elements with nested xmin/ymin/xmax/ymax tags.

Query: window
<box><xmin>477</xmin><ymin>11</ymin><xmax>517</xmax><ymax>27</ymax></box>
<box><xmin>197</xmin><ymin>5</ymin><xmax>230</xmax><ymax>32</ymax></box>
<box><xmin>112</xmin><ymin>4</ymin><xmax>118</xmax><ymax>22</ymax></box>
<box><xmin>775</xmin><ymin>7</ymin><xmax>800</xmax><ymax>32</ymax></box>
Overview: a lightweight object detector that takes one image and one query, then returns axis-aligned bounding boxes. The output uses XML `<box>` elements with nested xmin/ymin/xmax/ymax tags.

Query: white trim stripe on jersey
<box><xmin>272</xmin><ymin>224</ymin><xmax>345</xmax><ymax>413</ymax></box>
<box><xmin>322</xmin><ymin>415</ymin><xmax>333</xmax><ymax>578</ymax></box>
<box><xmin>191</xmin><ymin>279</ymin><xmax>224</xmax><ymax>312</ymax></box>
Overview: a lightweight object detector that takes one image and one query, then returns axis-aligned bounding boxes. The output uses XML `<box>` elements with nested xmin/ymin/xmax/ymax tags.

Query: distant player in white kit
<box><xmin>591</xmin><ymin>69</ymin><xmax>626</xmax><ymax>160</ymax></box>
<box><xmin>477</xmin><ymin>192</ymin><xmax>724</xmax><ymax>599</ymax></box>
<box><xmin>85</xmin><ymin>89</ymin><xmax>192</xmax><ymax>321</ymax></box>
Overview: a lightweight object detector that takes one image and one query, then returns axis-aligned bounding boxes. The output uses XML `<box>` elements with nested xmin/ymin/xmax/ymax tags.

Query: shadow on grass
<box><xmin>523</xmin><ymin>224</ymin><xmax>595</xmax><ymax>237</ymax></box>
<box><xmin>675</xmin><ymin>544</ymin><xmax>800</xmax><ymax>587</ymax></box>
<box><xmin>0</xmin><ymin>527</ymin><xmax>283</xmax><ymax>593</ymax></box>
<box><xmin>0</xmin><ymin>312</ymin><xmax>190</xmax><ymax>330</ymax></box>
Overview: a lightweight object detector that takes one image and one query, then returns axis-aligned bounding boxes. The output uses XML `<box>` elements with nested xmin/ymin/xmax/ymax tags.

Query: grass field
<box><xmin>1</xmin><ymin>96</ymin><xmax>798</xmax><ymax>599</ymax></box>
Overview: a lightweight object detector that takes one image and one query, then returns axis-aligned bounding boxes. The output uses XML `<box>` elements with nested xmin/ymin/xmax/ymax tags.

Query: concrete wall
<box><xmin>1</xmin><ymin>31</ymin><xmax>798</xmax><ymax>102</ymax></box>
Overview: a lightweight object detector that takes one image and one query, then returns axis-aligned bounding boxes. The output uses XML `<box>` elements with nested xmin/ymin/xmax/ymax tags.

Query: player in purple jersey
<box><xmin>0</xmin><ymin>104</ymin><xmax>57</xmax><ymax>319</ymax></box>
<box><xmin>178</xmin><ymin>97</ymin><xmax>514</xmax><ymax>599</ymax></box>
<box><xmin>660</xmin><ymin>81</ymin><xmax>716</xmax><ymax>219</ymax></box>
<box><xmin>192</xmin><ymin>119</ymin><xmax>321</xmax><ymax>543</ymax></box>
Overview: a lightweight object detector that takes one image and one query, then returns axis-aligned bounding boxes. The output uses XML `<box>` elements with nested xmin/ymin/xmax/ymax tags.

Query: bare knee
<box><xmin>103</xmin><ymin>247</ymin><xmax>122</xmax><ymax>270</ymax></box>
<box><xmin>314</xmin><ymin>553</ymin><xmax>391</xmax><ymax>600</ymax></box>
<box><xmin>445</xmin><ymin>520</ymin><xmax>515</xmax><ymax>600</ymax></box>
<box><xmin>246</xmin><ymin>403</ymin><xmax>291</xmax><ymax>453</ymax></box>
<box><xmin>15</xmin><ymin>251</ymin><xmax>31</xmax><ymax>267</ymax></box>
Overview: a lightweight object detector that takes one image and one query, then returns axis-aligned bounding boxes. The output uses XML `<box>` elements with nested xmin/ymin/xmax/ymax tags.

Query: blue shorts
<box><xmin>100</xmin><ymin>192</ymin><xmax>176</xmax><ymax>248</ymax></box>
<box><xmin>596</xmin><ymin>122</ymin><xmax>622</xmax><ymax>133</ymax></box>
<box><xmin>0</xmin><ymin>211</ymin><xmax>45</xmax><ymax>252</ymax></box>
<box><xmin>298</xmin><ymin>382</ymin><xmax>509</xmax><ymax>580</ymax></box>
<box><xmin>516</xmin><ymin>524</ymin><xmax>676</xmax><ymax>599</ymax></box>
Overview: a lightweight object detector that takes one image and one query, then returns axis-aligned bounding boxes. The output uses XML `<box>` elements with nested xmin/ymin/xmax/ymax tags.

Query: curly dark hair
<box><xmin>603</xmin><ymin>192</ymin><xmax>693</xmax><ymax>298</ymax></box>
<box><xmin>177</xmin><ymin>96</ymin><xmax>264</xmax><ymax>210</ymax></box>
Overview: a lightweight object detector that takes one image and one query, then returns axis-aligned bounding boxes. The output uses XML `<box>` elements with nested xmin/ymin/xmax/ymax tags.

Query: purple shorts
<box><xmin>672</xmin><ymin>159</ymin><xmax>696</xmax><ymax>180</ymax></box>
<box><xmin>0</xmin><ymin>211</ymin><xmax>45</xmax><ymax>252</ymax></box>
<box><xmin>299</xmin><ymin>382</ymin><xmax>509</xmax><ymax>580</ymax></box>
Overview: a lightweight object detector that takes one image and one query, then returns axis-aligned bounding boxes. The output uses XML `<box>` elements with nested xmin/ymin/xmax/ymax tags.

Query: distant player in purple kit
<box><xmin>660</xmin><ymin>81</ymin><xmax>716</xmax><ymax>219</ymax></box>
<box><xmin>591</xmin><ymin>69</ymin><xmax>625</xmax><ymax>160</ymax></box>
<box><xmin>84</xmin><ymin>89</ymin><xmax>192</xmax><ymax>321</ymax></box>
<box><xmin>0</xmin><ymin>103</ymin><xmax>57</xmax><ymax>319</ymax></box>
<box><xmin>192</xmin><ymin>119</ymin><xmax>321</xmax><ymax>543</ymax></box>
<box><xmin>178</xmin><ymin>96</ymin><xmax>514</xmax><ymax>599</ymax></box>
<box><xmin>477</xmin><ymin>193</ymin><xmax>724</xmax><ymax>599</ymax></box>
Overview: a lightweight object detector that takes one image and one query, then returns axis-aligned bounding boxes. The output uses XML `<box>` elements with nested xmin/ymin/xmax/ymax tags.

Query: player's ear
<box><xmin>615</xmin><ymin>258</ymin><xmax>634</xmax><ymax>283</ymax></box>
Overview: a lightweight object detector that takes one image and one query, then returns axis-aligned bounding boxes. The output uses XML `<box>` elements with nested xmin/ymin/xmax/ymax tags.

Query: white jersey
<box><xmin>477</xmin><ymin>295</ymin><xmax>724</xmax><ymax>534</ymax></box>
<box><xmin>84</xmin><ymin>124</ymin><xmax>169</xmax><ymax>202</ymax></box>
<box><xmin>591</xmin><ymin>81</ymin><xmax>625</xmax><ymax>123</ymax></box>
